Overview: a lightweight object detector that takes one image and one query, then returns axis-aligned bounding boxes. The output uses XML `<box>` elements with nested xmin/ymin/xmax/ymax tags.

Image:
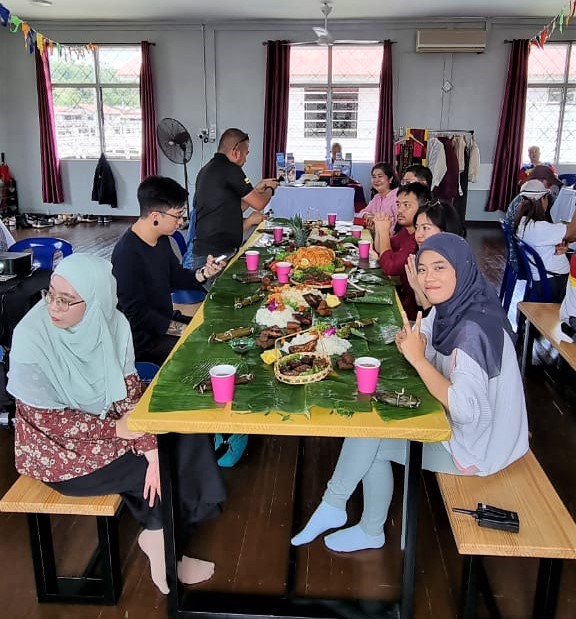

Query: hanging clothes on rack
<box><xmin>468</xmin><ymin>135</ymin><xmax>481</xmax><ymax>183</ymax></box>
<box><xmin>426</xmin><ymin>137</ymin><xmax>448</xmax><ymax>190</ymax></box>
<box><xmin>394</xmin><ymin>128</ymin><xmax>428</xmax><ymax>179</ymax></box>
<box><xmin>434</xmin><ymin>136</ymin><xmax>460</xmax><ymax>202</ymax></box>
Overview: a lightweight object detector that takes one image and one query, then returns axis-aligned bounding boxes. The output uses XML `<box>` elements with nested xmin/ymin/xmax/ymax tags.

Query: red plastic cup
<box><xmin>273</xmin><ymin>226</ymin><xmax>283</xmax><ymax>244</ymax></box>
<box><xmin>245</xmin><ymin>250</ymin><xmax>260</xmax><ymax>271</ymax></box>
<box><xmin>209</xmin><ymin>364</ymin><xmax>237</xmax><ymax>403</ymax></box>
<box><xmin>331</xmin><ymin>273</ymin><xmax>348</xmax><ymax>297</ymax></box>
<box><xmin>276</xmin><ymin>261</ymin><xmax>292</xmax><ymax>284</ymax></box>
<box><xmin>327</xmin><ymin>212</ymin><xmax>337</xmax><ymax>227</ymax></box>
<box><xmin>358</xmin><ymin>240</ymin><xmax>371</xmax><ymax>260</ymax></box>
<box><xmin>351</xmin><ymin>225</ymin><xmax>363</xmax><ymax>238</ymax></box>
<box><xmin>354</xmin><ymin>357</ymin><xmax>381</xmax><ymax>394</ymax></box>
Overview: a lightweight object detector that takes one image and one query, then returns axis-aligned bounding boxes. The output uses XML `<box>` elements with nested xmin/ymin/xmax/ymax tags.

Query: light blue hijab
<box><xmin>8</xmin><ymin>254</ymin><xmax>135</xmax><ymax>416</ymax></box>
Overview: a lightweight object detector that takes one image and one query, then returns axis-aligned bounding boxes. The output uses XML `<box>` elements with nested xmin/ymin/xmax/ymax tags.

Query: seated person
<box><xmin>291</xmin><ymin>233</ymin><xmax>528</xmax><ymax>552</ymax></box>
<box><xmin>112</xmin><ymin>176</ymin><xmax>224</xmax><ymax>365</ymax></box>
<box><xmin>358</xmin><ymin>163</ymin><xmax>400</xmax><ymax>225</ymax></box>
<box><xmin>331</xmin><ymin>142</ymin><xmax>342</xmax><ymax>164</ymax></box>
<box><xmin>518</xmin><ymin>145</ymin><xmax>557</xmax><ymax>185</ymax></box>
<box><xmin>513</xmin><ymin>180</ymin><xmax>576</xmax><ymax>303</ymax></box>
<box><xmin>7</xmin><ymin>254</ymin><xmax>226</xmax><ymax>593</ymax></box>
<box><xmin>0</xmin><ymin>219</ymin><xmax>15</xmax><ymax>251</ymax></box>
<box><xmin>373</xmin><ymin>182</ymin><xmax>431</xmax><ymax>318</ymax></box>
<box><xmin>560</xmin><ymin>253</ymin><xmax>576</xmax><ymax>336</ymax></box>
<box><xmin>191</xmin><ymin>128</ymin><xmax>277</xmax><ymax>270</ymax></box>
<box><xmin>530</xmin><ymin>165</ymin><xmax>563</xmax><ymax>203</ymax></box>
<box><xmin>405</xmin><ymin>200</ymin><xmax>464</xmax><ymax>311</ymax></box>
<box><xmin>401</xmin><ymin>164</ymin><xmax>433</xmax><ymax>188</ymax></box>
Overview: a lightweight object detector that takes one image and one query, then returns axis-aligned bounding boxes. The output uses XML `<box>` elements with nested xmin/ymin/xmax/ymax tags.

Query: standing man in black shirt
<box><xmin>112</xmin><ymin>176</ymin><xmax>224</xmax><ymax>365</ymax></box>
<box><xmin>190</xmin><ymin>128</ymin><xmax>278</xmax><ymax>270</ymax></box>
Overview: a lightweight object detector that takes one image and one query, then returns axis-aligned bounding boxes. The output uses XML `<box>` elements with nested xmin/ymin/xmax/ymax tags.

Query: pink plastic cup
<box><xmin>327</xmin><ymin>212</ymin><xmax>337</xmax><ymax>227</ymax></box>
<box><xmin>351</xmin><ymin>225</ymin><xmax>363</xmax><ymax>239</ymax></box>
<box><xmin>358</xmin><ymin>240</ymin><xmax>371</xmax><ymax>260</ymax></box>
<box><xmin>276</xmin><ymin>261</ymin><xmax>292</xmax><ymax>284</ymax></box>
<box><xmin>245</xmin><ymin>250</ymin><xmax>260</xmax><ymax>271</ymax></box>
<box><xmin>354</xmin><ymin>357</ymin><xmax>381</xmax><ymax>394</ymax></box>
<box><xmin>331</xmin><ymin>273</ymin><xmax>348</xmax><ymax>297</ymax></box>
<box><xmin>209</xmin><ymin>364</ymin><xmax>237</xmax><ymax>404</ymax></box>
<box><xmin>273</xmin><ymin>226</ymin><xmax>283</xmax><ymax>244</ymax></box>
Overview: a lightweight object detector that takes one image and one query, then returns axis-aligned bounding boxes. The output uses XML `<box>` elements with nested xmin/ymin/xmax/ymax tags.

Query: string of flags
<box><xmin>0</xmin><ymin>2</ymin><xmax>96</xmax><ymax>57</ymax></box>
<box><xmin>531</xmin><ymin>1</ymin><xmax>576</xmax><ymax>48</ymax></box>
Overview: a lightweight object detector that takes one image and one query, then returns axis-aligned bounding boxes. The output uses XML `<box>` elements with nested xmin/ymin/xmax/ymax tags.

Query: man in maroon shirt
<box><xmin>373</xmin><ymin>182</ymin><xmax>431</xmax><ymax>318</ymax></box>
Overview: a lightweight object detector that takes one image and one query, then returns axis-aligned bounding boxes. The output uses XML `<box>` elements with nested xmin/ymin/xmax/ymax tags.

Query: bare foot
<box><xmin>177</xmin><ymin>556</ymin><xmax>215</xmax><ymax>585</ymax></box>
<box><xmin>138</xmin><ymin>529</ymin><xmax>169</xmax><ymax>594</ymax></box>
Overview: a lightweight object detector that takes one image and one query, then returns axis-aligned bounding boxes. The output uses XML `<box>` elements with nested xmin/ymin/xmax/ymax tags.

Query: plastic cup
<box><xmin>358</xmin><ymin>240</ymin><xmax>371</xmax><ymax>260</ymax></box>
<box><xmin>331</xmin><ymin>273</ymin><xmax>348</xmax><ymax>297</ymax></box>
<box><xmin>276</xmin><ymin>261</ymin><xmax>292</xmax><ymax>284</ymax></box>
<box><xmin>354</xmin><ymin>357</ymin><xmax>381</xmax><ymax>394</ymax></box>
<box><xmin>209</xmin><ymin>364</ymin><xmax>237</xmax><ymax>403</ymax></box>
<box><xmin>273</xmin><ymin>226</ymin><xmax>283</xmax><ymax>244</ymax></box>
<box><xmin>351</xmin><ymin>225</ymin><xmax>363</xmax><ymax>239</ymax></box>
<box><xmin>327</xmin><ymin>212</ymin><xmax>337</xmax><ymax>227</ymax></box>
<box><xmin>245</xmin><ymin>250</ymin><xmax>260</xmax><ymax>271</ymax></box>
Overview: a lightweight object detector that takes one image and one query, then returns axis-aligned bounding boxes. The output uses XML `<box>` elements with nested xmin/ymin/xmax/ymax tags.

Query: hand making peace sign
<box><xmin>395</xmin><ymin>309</ymin><xmax>427</xmax><ymax>367</ymax></box>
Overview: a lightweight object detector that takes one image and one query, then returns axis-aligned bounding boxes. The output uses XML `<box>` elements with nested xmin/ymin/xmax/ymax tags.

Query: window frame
<box><xmin>50</xmin><ymin>44</ymin><xmax>141</xmax><ymax>160</ymax></box>
<box><xmin>526</xmin><ymin>42</ymin><xmax>576</xmax><ymax>165</ymax></box>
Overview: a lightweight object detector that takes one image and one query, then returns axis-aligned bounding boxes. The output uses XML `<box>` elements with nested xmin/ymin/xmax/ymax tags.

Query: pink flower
<box><xmin>324</xmin><ymin>326</ymin><xmax>337</xmax><ymax>337</ymax></box>
<box><xmin>267</xmin><ymin>299</ymin><xmax>278</xmax><ymax>311</ymax></box>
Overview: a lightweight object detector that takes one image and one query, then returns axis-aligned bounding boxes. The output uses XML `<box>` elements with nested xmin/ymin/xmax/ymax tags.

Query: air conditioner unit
<box><xmin>416</xmin><ymin>29</ymin><xmax>487</xmax><ymax>53</ymax></box>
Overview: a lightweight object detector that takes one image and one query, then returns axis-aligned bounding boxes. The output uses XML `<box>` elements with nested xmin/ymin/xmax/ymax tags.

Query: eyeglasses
<box><xmin>159</xmin><ymin>211</ymin><xmax>185</xmax><ymax>222</ymax></box>
<box><xmin>41</xmin><ymin>289</ymin><xmax>85</xmax><ymax>311</ymax></box>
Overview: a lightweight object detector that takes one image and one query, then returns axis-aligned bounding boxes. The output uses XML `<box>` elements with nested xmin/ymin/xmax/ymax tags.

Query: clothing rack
<box><xmin>428</xmin><ymin>129</ymin><xmax>475</xmax><ymax>136</ymax></box>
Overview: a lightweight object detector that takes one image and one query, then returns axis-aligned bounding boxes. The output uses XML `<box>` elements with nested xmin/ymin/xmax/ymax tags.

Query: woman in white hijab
<box><xmin>8</xmin><ymin>254</ymin><xmax>226</xmax><ymax>593</ymax></box>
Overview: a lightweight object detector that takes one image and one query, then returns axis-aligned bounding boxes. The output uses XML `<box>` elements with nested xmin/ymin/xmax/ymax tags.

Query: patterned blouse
<box><xmin>14</xmin><ymin>373</ymin><xmax>157</xmax><ymax>482</ymax></box>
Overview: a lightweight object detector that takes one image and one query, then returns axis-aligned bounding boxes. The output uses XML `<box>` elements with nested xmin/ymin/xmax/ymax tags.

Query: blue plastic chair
<box><xmin>498</xmin><ymin>219</ymin><xmax>526</xmax><ymax>312</ymax></box>
<box><xmin>515</xmin><ymin>237</ymin><xmax>554</xmax><ymax>303</ymax></box>
<box><xmin>558</xmin><ymin>173</ymin><xmax>576</xmax><ymax>187</ymax></box>
<box><xmin>9</xmin><ymin>237</ymin><xmax>73</xmax><ymax>270</ymax></box>
<box><xmin>135</xmin><ymin>361</ymin><xmax>161</xmax><ymax>385</ymax></box>
<box><xmin>171</xmin><ymin>218</ymin><xmax>206</xmax><ymax>305</ymax></box>
<box><xmin>171</xmin><ymin>230</ymin><xmax>188</xmax><ymax>260</ymax></box>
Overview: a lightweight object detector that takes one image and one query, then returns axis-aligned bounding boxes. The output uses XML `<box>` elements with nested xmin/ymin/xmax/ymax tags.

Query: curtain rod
<box><xmin>503</xmin><ymin>39</ymin><xmax>576</xmax><ymax>43</ymax></box>
<box><xmin>60</xmin><ymin>42</ymin><xmax>155</xmax><ymax>46</ymax></box>
<box><xmin>261</xmin><ymin>40</ymin><xmax>392</xmax><ymax>45</ymax></box>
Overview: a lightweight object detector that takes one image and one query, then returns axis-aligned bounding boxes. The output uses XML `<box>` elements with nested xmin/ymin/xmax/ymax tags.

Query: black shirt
<box><xmin>111</xmin><ymin>230</ymin><xmax>203</xmax><ymax>354</ymax></box>
<box><xmin>194</xmin><ymin>153</ymin><xmax>253</xmax><ymax>256</ymax></box>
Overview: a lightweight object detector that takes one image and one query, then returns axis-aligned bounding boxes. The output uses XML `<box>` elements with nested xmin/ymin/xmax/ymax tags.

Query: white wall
<box><xmin>0</xmin><ymin>17</ymin><xmax>573</xmax><ymax>220</ymax></box>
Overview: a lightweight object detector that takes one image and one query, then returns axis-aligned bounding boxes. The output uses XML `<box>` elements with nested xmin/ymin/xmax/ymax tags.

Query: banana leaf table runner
<box><xmin>150</xmin><ymin>244</ymin><xmax>440</xmax><ymax>422</ymax></box>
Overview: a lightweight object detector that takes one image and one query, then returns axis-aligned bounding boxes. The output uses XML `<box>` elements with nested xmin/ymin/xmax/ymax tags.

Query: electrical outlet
<box><xmin>197</xmin><ymin>128</ymin><xmax>209</xmax><ymax>141</ymax></box>
<box><xmin>208</xmin><ymin>124</ymin><xmax>217</xmax><ymax>142</ymax></box>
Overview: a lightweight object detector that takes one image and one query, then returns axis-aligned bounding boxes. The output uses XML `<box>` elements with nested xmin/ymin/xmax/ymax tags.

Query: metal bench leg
<box><xmin>532</xmin><ymin>558</ymin><xmax>563</xmax><ymax>619</ymax></box>
<box><xmin>27</xmin><ymin>513</ymin><xmax>58</xmax><ymax>599</ymax></box>
<box><xmin>26</xmin><ymin>512</ymin><xmax>122</xmax><ymax>604</ymax></box>
<box><xmin>96</xmin><ymin>515</ymin><xmax>122</xmax><ymax>604</ymax></box>
<box><xmin>458</xmin><ymin>555</ymin><xmax>480</xmax><ymax>619</ymax></box>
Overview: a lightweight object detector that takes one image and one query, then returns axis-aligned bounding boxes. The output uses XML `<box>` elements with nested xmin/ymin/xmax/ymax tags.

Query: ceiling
<box><xmin>5</xmin><ymin>0</ymin><xmax>566</xmax><ymax>23</ymax></box>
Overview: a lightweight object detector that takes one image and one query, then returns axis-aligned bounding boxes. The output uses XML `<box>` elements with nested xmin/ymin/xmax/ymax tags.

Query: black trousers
<box><xmin>135</xmin><ymin>312</ymin><xmax>192</xmax><ymax>366</ymax></box>
<box><xmin>48</xmin><ymin>434</ymin><xmax>226</xmax><ymax>557</ymax></box>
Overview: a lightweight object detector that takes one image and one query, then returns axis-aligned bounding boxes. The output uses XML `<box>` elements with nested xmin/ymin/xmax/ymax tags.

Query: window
<box><xmin>524</xmin><ymin>43</ymin><xmax>576</xmax><ymax>164</ymax></box>
<box><xmin>50</xmin><ymin>45</ymin><xmax>141</xmax><ymax>160</ymax></box>
<box><xmin>286</xmin><ymin>45</ymin><xmax>382</xmax><ymax>162</ymax></box>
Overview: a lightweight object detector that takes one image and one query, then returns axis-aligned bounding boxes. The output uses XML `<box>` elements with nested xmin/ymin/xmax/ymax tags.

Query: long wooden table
<box><xmin>129</xmin><ymin>239</ymin><xmax>450</xmax><ymax>619</ymax></box>
<box><xmin>518</xmin><ymin>302</ymin><xmax>576</xmax><ymax>377</ymax></box>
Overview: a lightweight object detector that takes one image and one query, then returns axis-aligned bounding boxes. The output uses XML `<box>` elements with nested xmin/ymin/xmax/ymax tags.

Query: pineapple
<box><xmin>289</xmin><ymin>214</ymin><xmax>308</xmax><ymax>247</ymax></box>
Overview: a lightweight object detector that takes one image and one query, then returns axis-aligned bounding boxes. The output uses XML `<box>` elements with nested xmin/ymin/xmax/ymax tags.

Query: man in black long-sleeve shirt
<box><xmin>112</xmin><ymin>176</ymin><xmax>223</xmax><ymax>365</ymax></box>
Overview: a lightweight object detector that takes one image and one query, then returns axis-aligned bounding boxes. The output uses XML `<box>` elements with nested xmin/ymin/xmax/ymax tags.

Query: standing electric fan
<box><xmin>156</xmin><ymin>118</ymin><xmax>193</xmax><ymax>218</ymax></box>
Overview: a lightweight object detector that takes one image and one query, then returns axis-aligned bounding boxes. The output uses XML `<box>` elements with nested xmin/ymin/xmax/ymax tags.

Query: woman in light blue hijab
<box><xmin>8</xmin><ymin>254</ymin><xmax>226</xmax><ymax>593</ymax></box>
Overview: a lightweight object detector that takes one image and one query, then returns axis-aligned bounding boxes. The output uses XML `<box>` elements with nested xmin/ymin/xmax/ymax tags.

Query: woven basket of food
<box><xmin>273</xmin><ymin>328</ymin><xmax>332</xmax><ymax>385</ymax></box>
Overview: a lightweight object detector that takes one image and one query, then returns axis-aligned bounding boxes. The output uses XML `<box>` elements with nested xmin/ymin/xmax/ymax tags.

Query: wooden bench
<box><xmin>436</xmin><ymin>450</ymin><xmax>576</xmax><ymax>619</ymax></box>
<box><xmin>518</xmin><ymin>302</ymin><xmax>576</xmax><ymax>378</ymax></box>
<box><xmin>0</xmin><ymin>475</ymin><xmax>123</xmax><ymax>605</ymax></box>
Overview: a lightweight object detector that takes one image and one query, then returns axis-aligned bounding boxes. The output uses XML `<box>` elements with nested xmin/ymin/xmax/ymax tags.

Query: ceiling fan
<box><xmin>292</xmin><ymin>1</ymin><xmax>380</xmax><ymax>47</ymax></box>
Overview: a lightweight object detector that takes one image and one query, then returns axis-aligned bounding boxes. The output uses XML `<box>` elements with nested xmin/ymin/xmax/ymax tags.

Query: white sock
<box><xmin>177</xmin><ymin>556</ymin><xmax>215</xmax><ymax>585</ymax></box>
<box><xmin>291</xmin><ymin>501</ymin><xmax>347</xmax><ymax>546</ymax></box>
<box><xmin>324</xmin><ymin>524</ymin><xmax>385</xmax><ymax>552</ymax></box>
<box><xmin>138</xmin><ymin>529</ymin><xmax>169</xmax><ymax>594</ymax></box>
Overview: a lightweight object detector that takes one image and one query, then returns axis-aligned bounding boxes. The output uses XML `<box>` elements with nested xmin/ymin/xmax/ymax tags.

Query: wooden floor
<box><xmin>1</xmin><ymin>222</ymin><xmax>575</xmax><ymax>618</ymax></box>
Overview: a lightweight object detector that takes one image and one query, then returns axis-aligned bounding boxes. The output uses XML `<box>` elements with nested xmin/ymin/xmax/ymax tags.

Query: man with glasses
<box><xmin>401</xmin><ymin>164</ymin><xmax>432</xmax><ymax>189</ymax></box>
<box><xmin>112</xmin><ymin>176</ymin><xmax>224</xmax><ymax>365</ymax></box>
<box><xmin>189</xmin><ymin>128</ymin><xmax>278</xmax><ymax>270</ymax></box>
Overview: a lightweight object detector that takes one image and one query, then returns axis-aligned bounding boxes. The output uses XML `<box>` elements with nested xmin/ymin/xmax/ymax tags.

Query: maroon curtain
<box><xmin>486</xmin><ymin>40</ymin><xmax>530</xmax><ymax>212</ymax></box>
<box><xmin>262</xmin><ymin>41</ymin><xmax>290</xmax><ymax>178</ymax></box>
<box><xmin>374</xmin><ymin>41</ymin><xmax>394</xmax><ymax>164</ymax></box>
<box><xmin>140</xmin><ymin>41</ymin><xmax>158</xmax><ymax>180</ymax></box>
<box><xmin>35</xmin><ymin>48</ymin><xmax>64</xmax><ymax>204</ymax></box>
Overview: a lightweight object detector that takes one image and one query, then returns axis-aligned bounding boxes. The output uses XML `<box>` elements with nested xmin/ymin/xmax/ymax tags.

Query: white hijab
<box><xmin>8</xmin><ymin>254</ymin><xmax>135</xmax><ymax>416</ymax></box>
